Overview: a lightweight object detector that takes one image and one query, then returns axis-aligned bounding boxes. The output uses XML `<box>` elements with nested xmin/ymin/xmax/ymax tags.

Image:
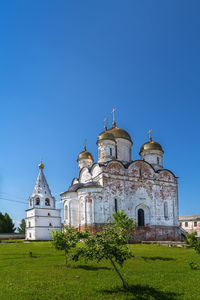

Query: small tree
<box><xmin>186</xmin><ymin>232</ymin><xmax>197</xmax><ymax>247</ymax></box>
<box><xmin>186</xmin><ymin>233</ymin><xmax>200</xmax><ymax>269</ymax></box>
<box><xmin>51</xmin><ymin>225</ymin><xmax>86</xmax><ymax>266</ymax></box>
<box><xmin>72</xmin><ymin>223</ymin><xmax>129</xmax><ymax>289</ymax></box>
<box><xmin>112</xmin><ymin>210</ymin><xmax>135</xmax><ymax>257</ymax></box>
<box><xmin>18</xmin><ymin>219</ymin><xmax>26</xmax><ymax>234</ymax></box>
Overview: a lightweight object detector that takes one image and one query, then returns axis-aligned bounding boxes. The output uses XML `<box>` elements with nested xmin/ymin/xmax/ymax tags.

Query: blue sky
<box><xmin>0</xmin><ymin>1</ymin><xmax>199</xmax><ymax>226</ymax></box>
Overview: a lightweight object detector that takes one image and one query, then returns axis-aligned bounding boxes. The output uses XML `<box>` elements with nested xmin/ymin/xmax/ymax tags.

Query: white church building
<box><xmin>25</xmin><ymin>162</ymin><xmax>61</xmax><ymax>240</ymax></box>
<box><xmin>61</xmin><ymin>114</ymin><xmax>181</xmax><ymax>241</ymax></box>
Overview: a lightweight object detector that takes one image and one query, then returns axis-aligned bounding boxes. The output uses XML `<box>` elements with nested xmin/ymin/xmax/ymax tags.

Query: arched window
<box><xmin>157</xmin><ymin>157</ymin><xmax>160</xmax><ymax>164</ymax></box>
<box><xmin>164</xmin><ymin>202</ymin><xmax>168</xmax><ymax>218</ymax></box>
<box><xmin>35</xmin><ymin>198</ymin><xmax>40</xmax><ymax>205</ymax></box>
<box><xmin>138</xmin><ymin>209</ymin><xmax>145</xmax><ymax>226</ymax></box>
<box><xmin>114</xmin><ymin>199</ymin><xmax>118</xmax><ymax>213</ymax></box>
<box><xmin>45</xmin><ymin>198</ymin><xmax>50</xmax><ymax>206</ymax></box>
<box><xmin>65</xmin><ymin>205</ymin><xmax>68</xmax><ymax>220</ymax></box>
<box><xmin>115</xmin><ymin>145</ymin><xmax>118</xmax><ymax>159</ymax></box>
<box><xmin>30</xmin><ymin>199</ymin><xmax>32</xmax><ymax>206</ymax></box>
<box><xmin>110</xmin><ymin>148</ymin><xmax>112</xmax><ymax>156</ymax></box>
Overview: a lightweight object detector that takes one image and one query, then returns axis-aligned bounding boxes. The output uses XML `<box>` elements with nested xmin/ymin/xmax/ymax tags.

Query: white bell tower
<box><xmin>25</xmin><ymin>161</ymin><xmax>61</xmax><ymax>240</ymax></box>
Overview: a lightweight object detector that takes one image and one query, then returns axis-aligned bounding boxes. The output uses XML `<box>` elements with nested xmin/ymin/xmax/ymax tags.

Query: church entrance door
<box><xmin>138</xmin><ymin>209</ymin><xmax>145</xmax><ymax>226</ymax></box>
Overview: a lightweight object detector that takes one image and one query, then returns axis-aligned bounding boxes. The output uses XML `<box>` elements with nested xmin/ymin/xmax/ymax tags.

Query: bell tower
<box><xmin>25</xmin><ymin>161</ymin><xmax>61</xmax><ymax>240</ymax></box>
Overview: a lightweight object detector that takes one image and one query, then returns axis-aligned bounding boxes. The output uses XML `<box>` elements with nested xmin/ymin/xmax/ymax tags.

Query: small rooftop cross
<box><xmin>111</xmin><ymin>108</ymin><xmax>117</xmax><ymax>126</ymax></box>
<box><xmin>147</xmin><ymin>129</ymin><xmax>152</xmax><ymax>141</ymax></box>
<box><xmin>83</xmin><ymin>139</ymin><xmax>87</xmax><ymax>151</ymax></box>
<box><xmin>104</xmin><ymin>117</ymin><xmax>107</xmax><ymax>131</ymax></box>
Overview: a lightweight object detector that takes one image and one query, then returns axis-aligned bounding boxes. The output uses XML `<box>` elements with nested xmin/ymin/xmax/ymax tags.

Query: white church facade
<box><xmin>61</xmin><ymin>116</ymin><xmax>181</xmax><ymax>241</ymax></box>
<box><xmin>25</xmin><ymin>162</ymin><xmax>61</xmax><ymax>240</ymax></box>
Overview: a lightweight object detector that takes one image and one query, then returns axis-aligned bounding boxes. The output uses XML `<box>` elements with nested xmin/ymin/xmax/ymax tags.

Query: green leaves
<box><xmin>18</xmin><ymin>219</ymin><xmax>26</xmax><ymax>234</ymax></box>
<box><xmin>51</xmin><ymin>226</ymin><xmax>83</xmax><ymax>265</ymax></box>
<box><xmin>112</xmin><ymin>210</ymin><xmax>136</xmax><ymax>240</ymax></box>
<box><xmin>0</xmin><ymin>212</ymin><xmax>16</xmax><ymax>233</ymax></box>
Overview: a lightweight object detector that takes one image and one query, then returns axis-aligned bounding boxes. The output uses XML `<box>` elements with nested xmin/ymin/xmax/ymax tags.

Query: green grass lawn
<box><xmin>0</xmin><ymin>242</ymin><xmax>199</xmax><ymax>300</ymax></box>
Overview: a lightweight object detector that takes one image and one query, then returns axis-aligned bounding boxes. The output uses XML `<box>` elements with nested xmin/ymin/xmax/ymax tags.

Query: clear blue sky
<box><xmin>0</xmin><ymin>1</ymin><xmax>199</xmax><ymax>226</ymax></box>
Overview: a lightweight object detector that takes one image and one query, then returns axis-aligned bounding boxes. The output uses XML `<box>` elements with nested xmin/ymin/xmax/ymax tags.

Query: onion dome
<box><xmin>97</xmin><ymin>130</ymin><xmax>115</xmax><ymax>144</ymax></box>
<box><xmin>38</xmin><ymin>161</ymin><xmax>44</xmax><ymax>169</ymax></box>
<box><xmin>108</xmin><ymin>125</ymin><xmax>133</xmax><ymax>144</ymax></box>
<box><xmin>77</xmin><ymin>146</ymin><xmax>94</xmax><ymax>162</ymax></box>
<box><xmin>139</xmin><ymin>137</ymin><xmax>164</xmax><ymax>155</ymax></box>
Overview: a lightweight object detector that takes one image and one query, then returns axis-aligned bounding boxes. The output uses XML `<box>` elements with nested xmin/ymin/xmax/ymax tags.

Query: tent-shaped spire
<box><xmin>32</xmin><ymin>161</ymin><xmax>53</xmax><ymax>198</ymax></box>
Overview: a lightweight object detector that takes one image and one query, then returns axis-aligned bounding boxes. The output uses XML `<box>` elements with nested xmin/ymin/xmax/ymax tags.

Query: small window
<box><xmin>30</xmin><ymin>199</ymin><xmax>32</xmax><ymax>206</ymax></box>
<box><xmin>48</xmin><ymin>212</ymin><xmax>51</xmax><ymax>216</ymax></box>
<box><xmin>157</xmin><ymin>157</ymin><xmax>159</xmax><ymax>164</ymax></box>
<box><xmin>110</xmin><ymin>148</ymin><xmax>112</xmax><ymax>156</ymax></box>
<box><xmin>185</xmin><ymin>222</ymin><xmax>188</xmax><ymax>227</ymax></box>
<box><xmin>36</xmin><ymin>198</ymin><xmax>40</xmax><ymax>205</ymax></box>
<box><xmin>28</xmin><ymin>222</ymin><xmax>31</xmax><ymax>228</ymax></box>
<box><xmin>139</xmin><ymin>169</ymin><xmax>142</xmax><ymax>177</ymax></box>
<box><xmin>114</xmin><ymin>199</ymin><xmax>118</xmax><ymax>213</ymax></box>
<box><xmin>194</xmin><ymin>221</ymin><xmax>197</xmax><ymax>227</ymax></box>
<box><xmin>49</xmin><ymin>223</ymin><xmax>52</xmax><ymax>227</ymax></box>
<box><xmin>29</xmin><ymin>233</ymin><xmax>31</xmax><ymax>238</ymax></box>
<box><xmin>164</xmin><ymin>202</ymin><xmax>168</xmax><ymax>218</ymax></box>
<box><xmin>45</xmin><ymin>198</ymin><xmax>50</xmax><ymax>206</ymax></box>
<box><xmin>115</xmin><ymin>145</ymin><xmax>118</xmax><ymax>159</ymax></box>
<box><xmin>180</xmin><ymin>222</ymin><xmax>182</xmax><ymax>226</ymax></box>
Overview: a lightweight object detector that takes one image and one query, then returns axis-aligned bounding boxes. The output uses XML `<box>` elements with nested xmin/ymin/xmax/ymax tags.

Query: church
<box><xmin>61</xmin><ymin>111</ymin><xmax>181</xmax><ymax>241</ymax></box>
<box><xmin>25</xmin><ymin>162</ymin><xmax>61</xmax><ymax>240</ymax></box>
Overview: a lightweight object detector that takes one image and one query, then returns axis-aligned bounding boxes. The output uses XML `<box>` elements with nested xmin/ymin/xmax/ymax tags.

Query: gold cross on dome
<box><xmin>111</xmin><ymin>108</ymin><xmax>117</xmax><ymax>126</ymax></box>
<box><xmin>147</xmin><ymin>129</ymin><xmax>152</xmax><ymax>141</ymax></box>
<box><xmin>83</xmin><ymin>139</ymin><xmax>87</xmax><ymax>151</ymax></box>
<box><xmin>104</xmin><ymin>117</ymin><xmax>107</xmax><ymax>130</ymax></box>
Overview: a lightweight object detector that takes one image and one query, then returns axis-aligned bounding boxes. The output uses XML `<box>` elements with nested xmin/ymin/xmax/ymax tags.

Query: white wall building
<box><xmin>26</xmin><ymin>162</ymin><xmax>61</xmax><ymax>240</ymax></box>
<box><xmin>179</xmin><ymin>215</ymin><xmax>200</xmax><ymax>237</ymax></box>
<box><xmin>61</xmin><ymin>119</ymin><xmax>181</xmax><ymax>241</ymax></box>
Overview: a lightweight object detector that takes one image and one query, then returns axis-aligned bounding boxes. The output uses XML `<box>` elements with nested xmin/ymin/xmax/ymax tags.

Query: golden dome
<box><xmin>108</xmin><ymin>126</ymin><xmax>133</xmax><ymax>144</ymax></box>
<box><xmin>38</xmin><ymin>162</ymin><xmax>44</xmax><ymax>169</ymax></box>
<box><xmin>97</xmin><ymin>131</ymin><xmax>115</xmax><ymax>144</ymax></box>
<box><xmin>77</xmin><ymin>147</ymin><xmax>94</xmax><ymax>162</ymax></box>
<box><xmin>139</xmin><ymin>139</ymin><xmax>164</xmax><ymax>154</ymax></box>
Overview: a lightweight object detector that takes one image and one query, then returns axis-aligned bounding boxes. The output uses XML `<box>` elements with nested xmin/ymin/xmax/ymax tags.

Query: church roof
<box><xmin>77</xmin><ymin>146</ymin><xmax>94</xmax><ymax>162</ymax></box>
<box><xmin>139</xmin><ymin>138</ymin><xmax>163</xmax><ymax>154</ymax></box>
<box><xmin>97</xmin><ymin>130</ymin><xmax>115</xmax><ymax>144</ymax></box>
<box><xmin>108</xmin><ymin>125</ymin><xmax>133</xmax><ymax>144</ymax></box>
<box><xmin>67</xmin><ymin>182</ymin><xmax>102</xmax><ymax>192</ymax></box>
<box><xmin>179</xmin><ymin>215</ymin><xmax>200</xmax><ymax>221</ymax></box>
<box><xmin>31</xmin><ymin>163</ymin><xmax>53</xmax><ymax>198</ymax></box>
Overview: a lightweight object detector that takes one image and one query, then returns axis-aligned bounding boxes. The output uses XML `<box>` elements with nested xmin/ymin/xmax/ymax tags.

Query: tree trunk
<box><xmin>126</xmin><ymin>236</ymin><xmax>133</xmax><ymax>258</ymax></box>
<box><xmin>65</xmin><ymin>250</ymin><xmax>68</xmax><ymax>265</ymax></box>
<box><xmin>109</xmin><ymin>257</ymin><xmax>127</xmax><ymax>290</ymax></box>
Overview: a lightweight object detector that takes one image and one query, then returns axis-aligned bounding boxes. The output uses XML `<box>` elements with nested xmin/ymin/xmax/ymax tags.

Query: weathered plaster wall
<box><xmin>115</xmin><ymin>138</ymin><xmax>132</xmax><ymax>162</ymax></box>
<box><xmin>140</xmin><ymin>150</ymin><xmax>163</xmax><ymax>170</ymax></box>
<box><xmin>97</xmin><ymin>140</ymin><xmax>116</xmax><ymax>163</ymax></box>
